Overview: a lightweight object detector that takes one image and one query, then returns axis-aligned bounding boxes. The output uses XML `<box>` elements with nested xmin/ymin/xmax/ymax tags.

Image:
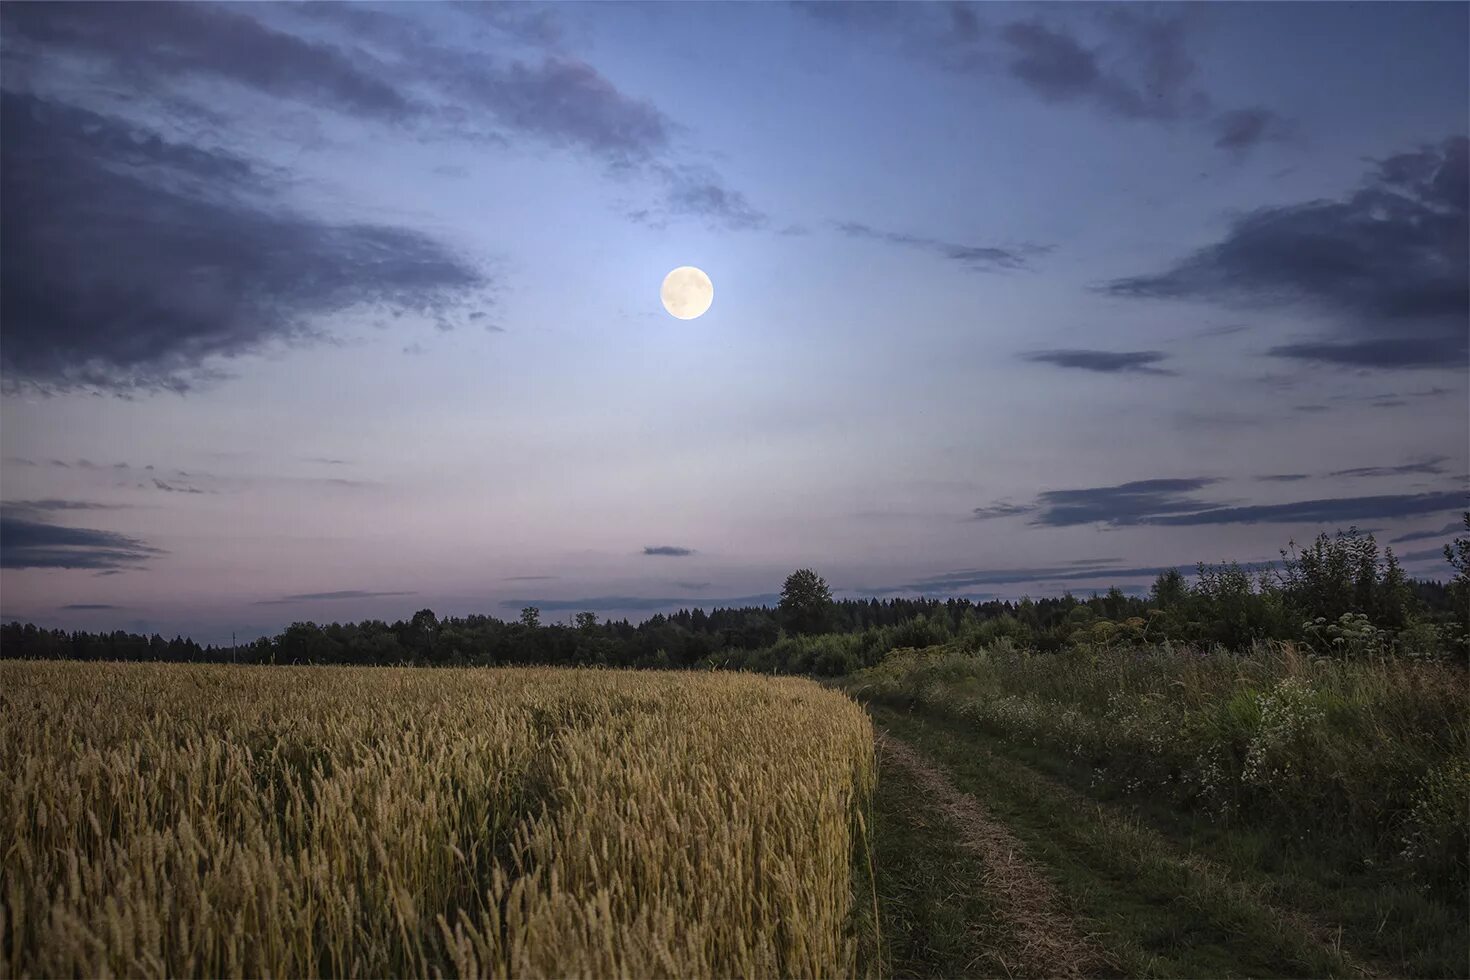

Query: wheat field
<box><xmin>0</xmin><ymin>662</ymin><xmax>876</xmax><ymax>979</ymax></box>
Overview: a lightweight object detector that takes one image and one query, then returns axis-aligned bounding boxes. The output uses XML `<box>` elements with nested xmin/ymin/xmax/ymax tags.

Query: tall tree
<box><xmin>779</xmin><ymin>568</ymin><xmax>833</xmax><ymax>635</ymax></box>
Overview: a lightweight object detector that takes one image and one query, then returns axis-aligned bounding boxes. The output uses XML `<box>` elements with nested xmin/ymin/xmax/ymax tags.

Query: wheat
<box><xmin>0</xmin><ymin>662</ymin><xmax>875</xmax><ymax>979</ymax></box>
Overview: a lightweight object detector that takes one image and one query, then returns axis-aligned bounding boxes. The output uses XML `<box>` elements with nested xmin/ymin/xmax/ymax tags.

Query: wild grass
<box><xmin>849</xmin><ymin>644</ymin><xmax>1469</xmax><ymax>976</ymax></box>
<box><xmin>0</xmin><ymin>661</ymin><xmax>875</xmax><ymax>979</ymax></box>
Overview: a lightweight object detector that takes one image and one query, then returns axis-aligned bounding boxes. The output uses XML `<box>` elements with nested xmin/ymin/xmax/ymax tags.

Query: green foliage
<box><xmin>1444</xmin><ymin>512</ymin><xmax>1470</xmax><ymax>656</ymax></box>
<box><xmin>519</xmin><ymin>606</ymin><xmax>540</xmax><ymax>629</ymax></box>
<box><xmin>849</xmin><ymin>642</ymin><xmax>1469</xmax><ymax>898</ymax></box>
<box><xmin>1279</xmin><ymin>526</ymin><xmax>1414</xmax><ymax>634</ymax></box>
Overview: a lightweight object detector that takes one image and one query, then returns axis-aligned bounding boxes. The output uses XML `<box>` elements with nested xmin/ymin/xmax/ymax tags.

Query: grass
<box><xmin>849</xmin><ymin>642</ymin><xmax>1469</xmax><ymax>978</ymax></box>
<box><xmin>1</xmin><ymin>661</ymin><xmax>875</xmax><ymax>978</ymax></box>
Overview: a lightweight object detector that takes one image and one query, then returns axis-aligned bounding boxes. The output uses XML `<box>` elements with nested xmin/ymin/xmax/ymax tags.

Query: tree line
<box><xmin>3</xmin><ymin>520</ymin><xmax>1466</xmax><ymax>672</ymax></box>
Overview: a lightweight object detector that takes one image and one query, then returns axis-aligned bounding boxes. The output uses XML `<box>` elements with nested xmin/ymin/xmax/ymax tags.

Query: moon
<box><xmin>660</xmin><ymin>266</ymin><xmax>714</xmax><ymax>320</ymax></box>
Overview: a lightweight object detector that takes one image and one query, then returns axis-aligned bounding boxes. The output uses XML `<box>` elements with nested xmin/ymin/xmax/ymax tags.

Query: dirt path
<box><xmin>876</xmin><ymin>730</ymin><xmax>1109</xmax><ymax>979</ymax></box>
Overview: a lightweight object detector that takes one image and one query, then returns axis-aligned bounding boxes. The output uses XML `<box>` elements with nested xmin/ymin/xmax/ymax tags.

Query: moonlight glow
<box><xmin>660</xmin><ymin>266</ymin><xmax>714</xmax><ymax>320</ymax></box>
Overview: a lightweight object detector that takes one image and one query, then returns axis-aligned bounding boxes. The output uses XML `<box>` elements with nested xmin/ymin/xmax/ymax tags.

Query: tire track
<box><xmin>877</xmin><ymin>730</ymin><xmax>1109</xmax><ymax>979</ymax></box>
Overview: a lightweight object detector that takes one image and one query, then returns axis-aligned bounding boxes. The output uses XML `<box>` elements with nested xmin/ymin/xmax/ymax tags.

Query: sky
<box><xmin>1</xmin><ymin>1</ymin><xmax>1466</xmax><ymax>644</ymax></box>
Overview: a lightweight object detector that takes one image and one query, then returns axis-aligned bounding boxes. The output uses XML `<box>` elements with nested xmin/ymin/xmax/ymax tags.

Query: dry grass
<box><xmin>0</xmin><ymin>662</ymin><xmax>875</xmax><ymax>979</ymax></box>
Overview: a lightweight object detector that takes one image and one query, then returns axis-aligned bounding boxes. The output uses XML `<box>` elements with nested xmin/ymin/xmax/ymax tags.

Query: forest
<box><xmin>4</xmin><ymin>521</ymin><xmax>1467</xmax><ymax>672</ymax></box>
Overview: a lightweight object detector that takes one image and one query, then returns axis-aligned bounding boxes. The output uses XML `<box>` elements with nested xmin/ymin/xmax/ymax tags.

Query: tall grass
<box><xmin>848</xmin><ymin>642</ymin><xmax>1468</xmax><ymax>896</ymax></box>
<box><xmin>0</xmin><ymin>662</ymin><xmax>875</xmax><ymax>978</ymax></box>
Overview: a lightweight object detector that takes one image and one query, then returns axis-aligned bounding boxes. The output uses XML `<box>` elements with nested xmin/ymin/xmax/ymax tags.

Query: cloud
<box><xmin>61</xmin><ymin>603</ymin><xmax>121</xmax><ymax>610</ymax></box>
<box><xmin>1019</xmin><ymin>349</ymin><xmax>1173</xmax><ymax>375</ymax></box>
<box><xmin>805</xmin><ymin>5</ymin><xmax>1284</xmax><ymax>154</ymax></box>
<box><xmin>970</xmin><ymin>501</ymin><xmax>1036</xmax><ymax>520</ymax></box>
<box><xmin>4</xmin><ymin>457</ymin><xmax>37</xmax><ymax>467</ymax></box>
<box><xmin>1144</xmin><ymin>491</ymin><xmax>1465</xmax><ymax>527</ymax></box>
<box><xmin>254</xmin><ymin>589</ymin><xmax>417</xmax><ymax>605</ymax></box>
<box><xmin>447</xmin><ymin>55</ymin><xmax>671</xmax><ymax>166</ymax></box>
<box><xmin>904</xmin><ymin>562</ymin><xmax>1204</xmax><ymax>592</ymax></box>
<box><xmin>997</xmin><ymin>12</ymin><xmax>1211</xmax><ymax>122</ymax></box>
<box><xmin>505</xmin><ymin>574</ymin><xmax>558</xmax><ymax>581</ymax></box>
<box><xmin>152</xmin><ymin>478</ymin><xmax>207</xmax><ymax>494</ymax></box>
<box><xmin>659</xmin><ymin>167</ymin><xmax>767</xmax><ymax>230</ymax></box>
<box><xmin>1012</xmin><ymin>476</ymin><xmax>1464</xmax><ymax>528</ymax></box>
<box><xmin>302</xmin><ymin>457</ymin><xmax>350</xmax><ymax>465</ymax></box>
<box><xmin>673</xmin><ymin>581</ymin><xmax>712</xmax><ymax>590</ymax></box>
<box><xmin>1102</xmin><ymin>137</ymin><xmax>1469</xmax><ymax>368</ymax></box>
<box><xmin>1026</xmin><ymin>477</ymin><xmax>1220</xmax><ymax>527</ymax></box>
<box><xmin>3</xmin><ymin>499</ymin><xmax>127</xmax><ymax>514</ymax></box>
<box><xmin>1398</xmin><ymin>546</ymin><xmax>1453</xmax><ymax>564</ymax></box>
<box><xmin>1212</xmin><ymin>107</ymin><xmax>1289</xmax><ymax>152</ymax></box>
<box><xmin>1256</xmin><ymin>474</ymin><xmax>1310</xmax><ymax>483</ymax></box>
<box><xmin>1</xmin><ymin>2</ymin><xmax>413</xmax><ymax>120</ymax></box>
<box><xmin>1</xmin><ymin>92</ymin><xmax>488</xmax><ymax>393</ymax></box>
<box><xmin>836</xmin><ymin>221</ymin><xmax>1047</xmax><ymax>271</ymax></box>
<box><xmin>503</xmin><ymin>594</ymin><xmax>779</xmax><ymax>612</ymax></box>
<box><xmin>643</xmin><ymin>545</ymin><xmax>695</xmax><ymax>557</ymax></box>
<box><xmin>0</xmin><ymin>510</ymin><xmax>165</xmax><ymax>570</ymax></box>
<box><xmin>1389</xmin><ymin>522</ymin><xmax>1463</xmax><ymax>545</ymax></box>
<box><xmin>1329</xmin><ymin>456</ymin><xmax>1447</xmax><ymax>479</ymax></box>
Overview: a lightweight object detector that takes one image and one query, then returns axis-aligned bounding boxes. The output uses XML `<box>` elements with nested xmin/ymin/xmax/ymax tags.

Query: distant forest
<box><xmin>4</xmin><ymin>523</ymin><xmax>1467</xmax><ymax>673</ymax></box>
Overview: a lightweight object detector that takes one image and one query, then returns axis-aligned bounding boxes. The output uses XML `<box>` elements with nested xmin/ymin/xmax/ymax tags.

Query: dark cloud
<box><xmin>61</xmin><ymin>603</ymin><xmax>120</xmax><ymax>610</ymax></box>
<box><xmin>1028</xmin><ymin>478</ymin><xmax>1220</xmax><ymax>527</ymax></box>
<box><xmin>505</xmin><ymin>575</ymin><xmax>558</xmax><ymax>581</ymax></box>
<box><xmin>502</xmin><ymin>594</ymin><xmax>779</xmax><ymax>612</ymax></box>
<box><xmin>0</xmin><ymin>510</ymin><xmax>164</xmax><ymax>570</ymax></box>
<box><xmin>970</xmin><ymin>501</ymin><xmax>1036</xmax><ymax>520</ymax></box>
<box><xmin>806</xmin><ymin>5</ymin><xmax>1283</xmax><ymax>153</ymax></box>
<box><xmin>302</xmin><ymin>457</ymin><xmax>350</xmax><ymax>465</ymax></box>
<box><xmin>1329</xmin><ymin>456</ymin><xmax>1447</xmax><ymax>479</ymax></box>
<box><xmin>4</xmin><ymin>457</ymin><xmax>38</xmax><ymax>467</ymax></box>
<box><xmin>902</xmin><ymin>563</ymin><xmax>1228</xmax><ymax>592</ymax></box>
<box><xmin>1</xmin><ymin>92</ymin><xmax>487</xmax><ymax>393</ymax></box>
<box><xmin>254</xmin><ymin>589</ymin><xmax>417</xmax><ymax>605</ymax></box>
<box><xmin>1103</xmin><ymin>137</ymin><xmax>1469</xmax><ymax>368</ymax></box>
<box><xmin>151</xmin><ymin>478</ymin><xmax>206</xmax><ymax>494</ymax></box>
<box><xmin>1019</xmin><ymin>349</ymin><xmax>1173</xmax><ymax>375</ymax></box>
<box><xmin>1000</xmin><ymin>11</ymin><xmax>1214</xmax><ymax>123</ymax></box>
<box><xmin>643</xmin><ymin>546</ymin><xmax>695</xmax><ymax>557</ymax></box>
<box><xmin>1398</xmin><ymin>546</ymin><xmax>1453</xmax><ymax>564</ymax></box>
<box><xmin>1145</xmin><ymin>491</ymin><xmax>1465</xmax><ymax>527</ymax></box>
<box><xmin>1212</xmin><ymin>107</ymin><xmax>1288</xmax><ymax>152</ymax></box>
<box><xmin>1</xmin><ymin>2</ymin><xmax>414</xmax><ymax>120</ymax></box>
<box><xmin>1256</xmin><ymin>474</ymin><xmax>1310</xmax><ymax>483</ymax></box>
<box><xmin>1001</xmin><ymin>21</ymin><xmax>1101</xmax><ymax>103</ymax></box>
<box><xmin>1389</xmin><ymin>522</ymin><xmax>1463</xmax><ymax>545</ymax></box>
<box><xmin>836</xmin><ymin>221</ymin><xmax>1047</xmax><ymax>271</ymax></box>
<box><xmin>4</xmin><ymin>499</ymin><xmax>128</xmax><ymax>517</ymax></box>
<box><xmin>1013</xmin><ymin>476</ymin><xmax>1464</xmax><ymax>528</ymax></box>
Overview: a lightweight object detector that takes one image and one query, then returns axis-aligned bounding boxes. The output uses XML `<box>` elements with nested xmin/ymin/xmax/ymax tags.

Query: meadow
<box><xmin>0</xmin><ymin>662</ymin><xmax>875</xmax><ymax>979</ymax></box>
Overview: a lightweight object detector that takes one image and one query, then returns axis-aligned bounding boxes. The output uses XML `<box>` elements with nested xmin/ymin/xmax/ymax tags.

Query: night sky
<box><xmin>2</xmin><ymin>2</ymin><xmax>1466</xmax><ymax>643</ymax></box>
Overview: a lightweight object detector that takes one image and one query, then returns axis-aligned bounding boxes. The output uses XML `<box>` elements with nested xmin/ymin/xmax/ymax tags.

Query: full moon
<box><xmin>660</xmin><ymin>266</ymin><xmax>714</xmax><ymax>320</ymax></box>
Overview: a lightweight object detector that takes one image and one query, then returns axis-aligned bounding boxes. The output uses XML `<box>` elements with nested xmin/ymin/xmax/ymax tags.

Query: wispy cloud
<box><xmin>835</xmin><ymin>221</ymin><xmax>1048</xmax><ymax>271</ymax></box>
<box><xmin>1329</xmin><ymin>456</ymin><xmax>1447</xmax><ymax>479</ymax></box>
<box><xmin>254</xmin><ymin>589</ymin><xmax>417</xmax><ymax>605</ymax></box>
<box><xmin>643</xmin><ymin>545</ymin><xmax>695</xmax><ymax>557</ymax></box>
<box><xmin>1389</xmin><ymin>521</ymin><xmax>1463</xmax><ymax>545</ymax></box>
<box><xmin>1019</xmin><ymin>349</ymin><xmax>1173</xmax><ymax>375</ymax></box>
